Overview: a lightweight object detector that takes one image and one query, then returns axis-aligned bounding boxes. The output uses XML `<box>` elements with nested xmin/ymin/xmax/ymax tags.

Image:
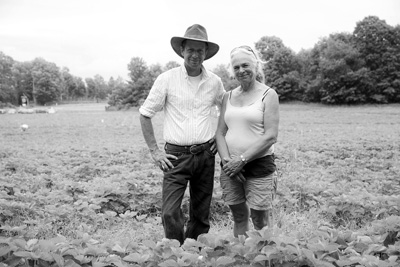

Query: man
<box><xmin>139</xmin><ymin>24</ymin><xmax>225</xmax><ymax>244</ymax></box>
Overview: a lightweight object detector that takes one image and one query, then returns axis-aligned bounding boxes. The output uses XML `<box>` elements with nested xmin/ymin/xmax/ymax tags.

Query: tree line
<box><xmin>218</xmin><ymin>15</ymin><xmax>400</xmax><ymax>104</ymax></box>
<box><xmin>0</xmin><ymin>55</ymin><xmax>116</xmax><ymax>106</ymax></box>
<box><xmin>1</xmin><ymin>16</ymin><xmax>399</xmax><ymax>107</ymax></box>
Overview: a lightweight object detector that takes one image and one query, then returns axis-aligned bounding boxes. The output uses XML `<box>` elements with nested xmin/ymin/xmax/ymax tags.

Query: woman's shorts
<box><xmin>220</xmin><ymin>171</ymin><xmax>278</xmax><ymax>211</ymax></box>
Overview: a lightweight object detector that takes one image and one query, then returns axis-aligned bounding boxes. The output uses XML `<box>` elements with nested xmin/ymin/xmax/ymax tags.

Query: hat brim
<box><xmin>171</xmin><ymin>37</ymin><xmax>219</xmax><ymax>60</ymax></box>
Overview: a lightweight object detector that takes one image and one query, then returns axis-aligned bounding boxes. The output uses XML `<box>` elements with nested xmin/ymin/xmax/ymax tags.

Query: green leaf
<box><xmin>181</xmin><ymin>238</ymin><xmax>204</xmax><ymax>250</ymax></box>
<box><xmin>26</xmin><ymin>239</ymin><xmax>39</xmax><ymax>250</ymax></box>
<box><xmin>38</xmin><ymin>251</ymin><xmax>53</xmax><ymax>261</ymax></box>
<box><xmin>216</xmin><ymin>256</ymin><xmax>235</xmax><ymax>266</ymax></box>
<box><xmin>261</xmin><ymin>245</ymin><xmax>277</xmax><ymax>257</ymax></box>
<box><xmin>253</xmin><ymin>255</ymin><xmax>269</xmax><ymax>262</ymax></box>
<box><xmin>159</xmin><ymin>259</ymin><xmax>179</xmax><ymax>267</ymax></box>
<box><xmin>180</xmin><ymin>253</ymin><xmax>200</xmax><ymax>265</ymax></box>
<box><xmin>301</xmin><ymin>248</ymin><xmax>317</xmax><ymax>265</ymax></box>
<box><xmin>111</xmin><ymin>243</ymin><xmax>126</xmax><ymax>254</ymax></box>
<box><xmin>143</xmin><ymin>239</ymin><xmax>156</xmax><ymax>249</ymax></box>
<box><xmin>64</xmin><ymin>258</ymin><xmax>81</xmax><ymax>267</ymax></box>
<box><xmin>12</xmin><ymin>238</ymin><xmax>27</xmax><ymax>249</ymax></box>
<box><xmin>123</xmin><ymin>252</ymin><xmax>142</xmax><ymax>263</ymax></box>
<box><xmin>314</xmin><ymin>259</ymin><xmax>337</xmax><ymax>267</ymax></box>
<box><xmin>51</xmin><ymin>252</ymin><xmax>64</xmax><ymax>267</ymax></box>
<box><xmin>0</xmin><ymin>245</ymin><xmax>11</xmax><ymax>257</ymax></box>
<box><xmin>13</xmin><ymin>250</ymin><xmax>33</xmax><ymax>258</ymax></box>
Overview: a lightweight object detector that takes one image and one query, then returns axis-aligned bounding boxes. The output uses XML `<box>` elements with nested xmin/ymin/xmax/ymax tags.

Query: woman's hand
<box><xmin>232</xmin><ymin>172</ymin><xmax>246</xmax><ymax>183</ymax></box>
<box><xmin>222</xmin><ymin>155</ymin><xmax>245</xmax><ymax>178</ymax></box>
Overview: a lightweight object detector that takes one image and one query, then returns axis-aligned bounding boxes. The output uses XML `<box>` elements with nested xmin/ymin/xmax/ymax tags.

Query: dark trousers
<box><xmin>162</xmin><ymin>143</ymin><xmax>215</xmax><ymax>244</ymax></box>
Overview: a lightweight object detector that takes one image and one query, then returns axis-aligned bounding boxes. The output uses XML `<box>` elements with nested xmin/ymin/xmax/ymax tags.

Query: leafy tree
<box><xmin>163</xmin><ymin>61</ymin><xmax>180</xmax><ymax>71</ymax></box>
<box><xmin>0</xmin><ymin>52</ymin><xmax>17</xmax><ymax>105</ymax></box>
<box><xmin>128</xmin><ymin>57</ymin><xmax>148</xmax><ymax>83</ymax></box>
<box><xmin>353</xmin><ymin>16</ymin><xmax>400</xmax><ymax>103</ymax></box>
<box><xmin>12</xmin><ymin>61</ymin><xmax>35</xmax><ymax>104</ymax></box>
<box><xmin>73</xmin><ymin>77</ymin><xmax>86</xmax><ymax>99</ymax></box>
<box><xmin>296</xmin><ymin>49</ymin><xmax>321</xmax><ymax>102</ymax></box>
<box><xmin>124</xmin><ymin>57</ymin><xmax>150</xmax><ymax>106</ymax></box>
<box><xmin>255</xmin><ymin>36</ymin><xmax>301</xmax><ymax>101</ymax></box>
<box><xmin>256</xmin><ymin>36</ymin><xmax>286</xmax><ymax>62</ymax></box>
<box><xmin>60</xmin><ymin>69</ymin><xmax>86</xmax><ymax>101</ymax></box>
<box><xmin>107</xmin><ymin>76</ymin><xmax>128</xmax><ymax>106</ymax></box>
<box><xmin>31</xmin><ymin>58</ymin><xmax>62</xmax><ymax>105</ymax></box>
<box><xmin>60</xmin><ymin>67</ymin><xmax>74</xmax><ymax>101</ymax></box>
<box><xmin>85</xmin><ymin>77</ymin><xmax>96</xmax><ymax>99</ymax></box>
<box><xmin>307</xmin><ymin>32</ymin><xmax>370</xmax><ymax>104</ymax></box>
<box><xmin>212</xmin><ymin>64</ymin><xmax>238</xmax><ymax>91</ymax></box>
<box><xmin>85</xmin><ymin>75</ymin><xmax>108</xmax><ymax>101</ymax></box>
<box><xmin>93</xmin><ymin>74</ymin><xmax>108</xmax><ymax>100</ymax></box>
<box><xmin>109</xmin><ymin>58</ymin><xmax>161</xmax><ymax>107</ymax></box>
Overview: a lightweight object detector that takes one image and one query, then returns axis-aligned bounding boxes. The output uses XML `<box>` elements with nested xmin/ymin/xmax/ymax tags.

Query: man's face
<box><xmin>181</xmin><ymin>40</ymin><xmax>207</xmax><ymax>72</ymax></box>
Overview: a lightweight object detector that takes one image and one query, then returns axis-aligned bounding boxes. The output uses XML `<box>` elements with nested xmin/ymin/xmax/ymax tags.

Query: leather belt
<box><xmin>165</xmin><ymin>141</ymin><xmax>210</xmax><ymax>155</ymax></box>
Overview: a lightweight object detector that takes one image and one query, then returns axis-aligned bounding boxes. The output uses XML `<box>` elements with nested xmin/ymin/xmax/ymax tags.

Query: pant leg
<box><xmin>185</xmin><ymin>149</ymin><xmax>215</xmax><ymax>240</ymax></box>
<box><xmin>162</xmin><ymin>153</ymin><xmax>191</xmax><ymax>244</ymax></box>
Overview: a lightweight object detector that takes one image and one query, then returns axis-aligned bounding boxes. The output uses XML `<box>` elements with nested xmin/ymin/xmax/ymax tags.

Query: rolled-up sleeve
<box><xmin>139</xmin><ymin>74</ymin><xmax>167</xmax><ymax>118</ymax></box>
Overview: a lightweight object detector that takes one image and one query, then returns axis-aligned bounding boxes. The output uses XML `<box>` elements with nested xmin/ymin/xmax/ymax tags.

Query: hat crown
<box><xmin>184</xmin><ymin>24</ymin><xmax>208</xmax><ymax>41</ymax></box>
<box><xmin>170</xmin><ymin>24</ymin><xmax>219</xmax><ymax>60</ymax></box>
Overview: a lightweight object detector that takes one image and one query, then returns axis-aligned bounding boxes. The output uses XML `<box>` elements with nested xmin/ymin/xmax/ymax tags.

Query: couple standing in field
<box><xmin>139</xmin><ymin>24</ymin><xmax>280</xmax><ymax>245</ymax></box>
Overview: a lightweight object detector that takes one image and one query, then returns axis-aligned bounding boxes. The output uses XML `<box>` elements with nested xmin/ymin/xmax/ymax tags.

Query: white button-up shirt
<box><xmin>139</xmin><ymin>65</ymin><xmax>225</xmax><ymax>146</ymax></box>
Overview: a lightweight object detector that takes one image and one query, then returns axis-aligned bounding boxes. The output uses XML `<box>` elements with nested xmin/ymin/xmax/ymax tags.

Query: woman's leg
<box><xmin>246</xmin><ymin>172</ymin><xmax>277</xmax><ymax>230</ymax></box>
<box><xmin>250</xmin><ymin>209</ymin><xmax>272</xmax><ymax>230</ymax></box>
<box><xmin>229</xmin><ymin>202</ymin><xmax>250</xmax><ymax>237</ymax></box>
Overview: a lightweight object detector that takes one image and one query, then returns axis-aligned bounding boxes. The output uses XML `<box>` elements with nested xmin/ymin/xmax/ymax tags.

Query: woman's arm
<box><xmin>215</xmin><ymin>92</ymin><xmax>231</xmax><ymax>165</ymax></box>
<box><xmin>241</xmin><ymin>88</ymin><xmax>279</xmax><ymax>162</ymax></box>
<box><xmin>216</xmin><ymin>91</ymin><xmax>247</xmax><ymax>183</ymax></box>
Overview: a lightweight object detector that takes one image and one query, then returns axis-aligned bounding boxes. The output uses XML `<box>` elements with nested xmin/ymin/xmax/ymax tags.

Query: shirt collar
<box><xmin>180</xmin><ymin>65</ymin><xmax>210</xmax><ymax>81</ymax></box>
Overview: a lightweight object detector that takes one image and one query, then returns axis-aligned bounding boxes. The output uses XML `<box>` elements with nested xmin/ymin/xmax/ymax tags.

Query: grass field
<box><xmin>1</xmin><ymin>102</ymin><xmax>399</xmax><ymax>245</ymax></box>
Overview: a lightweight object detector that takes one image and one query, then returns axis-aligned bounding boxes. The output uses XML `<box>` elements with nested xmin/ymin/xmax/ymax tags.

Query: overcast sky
<box><xmin>1</xmin><ymin>0</ymin><xmax>399</xmax><ymax>81</ymax></box>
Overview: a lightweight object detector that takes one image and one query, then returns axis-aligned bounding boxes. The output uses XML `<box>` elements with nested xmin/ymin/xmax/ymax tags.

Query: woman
<box><xmin>215</xmin><ymin>45</ymin><xmax>279</xmax><ymax>237</ymax></box>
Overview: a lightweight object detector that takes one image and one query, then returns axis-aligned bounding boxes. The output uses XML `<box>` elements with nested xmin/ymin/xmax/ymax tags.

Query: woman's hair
<box><xmin>229</xmin><ymin>46</ymin><xmax>265</xmax><ymax>84</ymax></box>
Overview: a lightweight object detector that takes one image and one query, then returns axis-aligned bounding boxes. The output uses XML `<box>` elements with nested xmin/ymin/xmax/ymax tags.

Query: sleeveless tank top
<box><xmin>224</xmin><ymin>88</ymin><xmax>274</xmax><ymax>157</ymax></box>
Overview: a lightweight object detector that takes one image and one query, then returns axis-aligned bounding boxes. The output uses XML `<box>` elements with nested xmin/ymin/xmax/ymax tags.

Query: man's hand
<box><xmin>208</xmin><ymin>137</ymin><xmax>218</xmax><ymax>155</ymax></box>
<box><xmin>150</xmin><ymin>149</ymin><xmax>177</xmax><ymax>172</ymax></box>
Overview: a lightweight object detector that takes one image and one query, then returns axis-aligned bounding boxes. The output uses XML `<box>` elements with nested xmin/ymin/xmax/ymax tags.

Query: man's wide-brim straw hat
<box><xmin>171</xmin><ymin>24</ymin><xmax>219</xmax><ymax>60</ymax></box>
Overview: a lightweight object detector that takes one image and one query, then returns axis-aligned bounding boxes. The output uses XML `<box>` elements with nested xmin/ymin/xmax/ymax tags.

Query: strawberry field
<box><xmin>1</xmin><ymin>103</ymin><xmax>399</xmax><ymax>267</ymax></box>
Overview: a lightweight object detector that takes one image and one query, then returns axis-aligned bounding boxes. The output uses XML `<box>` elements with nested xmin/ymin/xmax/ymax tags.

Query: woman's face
<box><xmin>230</xmin><ymin>50</ymin><xmax>257</xmax><ymax>83</ymax></box>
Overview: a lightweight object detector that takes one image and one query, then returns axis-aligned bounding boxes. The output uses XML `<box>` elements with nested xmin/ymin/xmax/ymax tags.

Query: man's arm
<box><xmin>140</xmin><ymin>114</ymin><xmax>159</xmax><ymax>153</ymax></box>
<box><xmin>140</xmin><ymin>114</ymin><xmax>177</xmax><ymax>171</ymax></box>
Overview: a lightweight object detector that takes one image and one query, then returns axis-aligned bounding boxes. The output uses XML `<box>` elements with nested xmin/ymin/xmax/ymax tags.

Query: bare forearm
<box><xmin>241</xmin><ymin>134</ymin><xmax>277</xmax><ymax>162</ymax></box>
<box><xmin>139</xmin><ymin>114</ymin><xmax>159</xmax><ymax>152</ymax></box>
<box><xmin>215</xmin><ymin>133</ymin><xmax>231</xmax><ymax>164</ymax></box>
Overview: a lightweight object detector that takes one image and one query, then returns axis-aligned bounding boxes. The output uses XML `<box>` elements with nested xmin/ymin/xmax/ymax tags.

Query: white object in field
<box><xmin>47</xmin><ymin>107</ymin><xmax>56</xmax><ymax>114</ymax></box>
<box><xmin>21</xmin><ymin>124</ymin><xmax>29</xmax><ymax>131</ymax></box>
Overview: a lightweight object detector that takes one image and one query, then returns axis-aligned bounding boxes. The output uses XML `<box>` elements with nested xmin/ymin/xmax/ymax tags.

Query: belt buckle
<box><xmin>189</xmin><ymin>144</ymin><xmax>199</xmax><ymax>154</ymax></box>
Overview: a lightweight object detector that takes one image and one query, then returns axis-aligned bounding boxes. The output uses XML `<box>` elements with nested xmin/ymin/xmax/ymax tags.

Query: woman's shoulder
<box><xmin>260</xmin><ymin>84</ymin><xmax>277</xmax><ymax>95</ymax></box>
<box><xmin>260</xmin><ymin>85</ymin><xmax>279</xmax><ymax>104</ymax></box>
<box><xmin>226</xmin><ymin>87</ymin><xmax>240</xmax><ymax>97</ymax></box>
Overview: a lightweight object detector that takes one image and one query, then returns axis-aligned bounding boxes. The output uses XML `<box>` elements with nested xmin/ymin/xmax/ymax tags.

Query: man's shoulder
<box><xmin>165</xmin><ymin>66</ymin><xmax>182</xmax><ymax>75</ymax></box>
<box><xmin>157</xmin><ymin>66</ymin><xmax>181</xmax><ymax>80</ymax></box>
